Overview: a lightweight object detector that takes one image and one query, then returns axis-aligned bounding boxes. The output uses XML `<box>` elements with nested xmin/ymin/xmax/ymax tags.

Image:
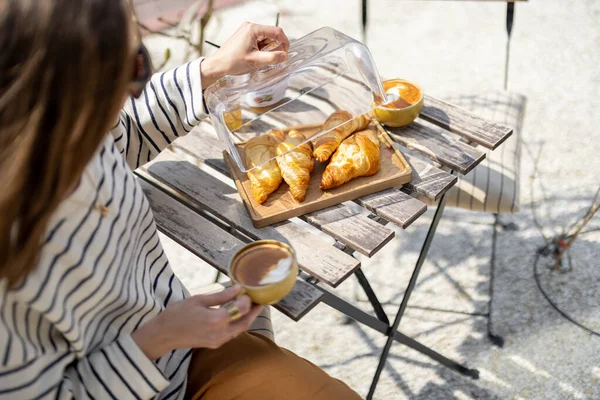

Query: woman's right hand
<box><xmin>200</xmin><ymin>22</ymin><xmax>290</xmax><ymax>88</ymax></box>
<box><xmin>132</xmin><ymin>285</ymin><xmax>263</xmax><ymax>360</ymax></box>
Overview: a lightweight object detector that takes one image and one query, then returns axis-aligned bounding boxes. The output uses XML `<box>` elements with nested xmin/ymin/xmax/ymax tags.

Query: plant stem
<box><xmin>554</xmin><ymin>186</ymin><xmax>600</xmax><ymax>270</ymax></box>
<box><xmin>198</xmin><ymin>0</ymin><xmax>215</xmax><ymax>55</ymax></box>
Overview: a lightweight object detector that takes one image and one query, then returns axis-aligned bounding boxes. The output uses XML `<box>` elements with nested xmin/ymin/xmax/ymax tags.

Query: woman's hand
<box><xmin>200</xmin><ymin>22</ymin><xmax>290</xmax><ymax>88</ymax></box>
<box><xmin>132</xmin><ymin>285</ymin><xmax>263</xmax><ymax>360</ymax></box>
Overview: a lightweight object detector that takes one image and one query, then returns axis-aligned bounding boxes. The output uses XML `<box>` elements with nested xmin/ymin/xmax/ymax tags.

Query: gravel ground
<box><xmin>147</xmin><ymin>0</ymin><xmax>600</xmax><ymax>398</ymax></box>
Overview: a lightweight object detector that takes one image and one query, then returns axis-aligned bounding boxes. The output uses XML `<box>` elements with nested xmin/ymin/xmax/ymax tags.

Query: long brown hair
<box><xmin>0</xmin><ymin>0</ymin><xmax>134</xmax><ymax>288</ymax></box>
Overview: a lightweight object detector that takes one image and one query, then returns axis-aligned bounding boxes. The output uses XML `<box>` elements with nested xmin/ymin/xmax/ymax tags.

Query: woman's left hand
<box><xmin>200</xmin><ymin>22</ymin><xmax>290</xmax><ymax>88</ymax></box>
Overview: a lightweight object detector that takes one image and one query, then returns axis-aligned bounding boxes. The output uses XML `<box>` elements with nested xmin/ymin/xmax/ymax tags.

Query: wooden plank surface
<box><xmin>302</xmin><ymin>204</ymin><xmax>392</xmax><ymax>256</ymax></box>
<box><xmin>355</xmin><ymin>189</ymin><xmax>427</xmax><ymax>229</ymax></box>
<box><xmin>372</xmin><ymin>121</ymin><xmax>457</xmax><ymax>200</ymax></box>
<box><xmin>139</xmin><ymin>155</ymin><xmax>360</xmax><ymax>288</ymax></box>
<box><xmin>384</xmin><ymin>119</ymin><xmax>486</xmax><ymax>174</ymax></box>
<box><xmin>403</xmin><ymin>152</ymin><xmax>458</xmax><ymax>200</ymax></box>
<box><xmin>223</xmin><ymin>116</ymin><xmax>426</xmax><ymax>229</ymax></box>
<box><xmin>421</xmin><ymin>95</ymin><xmax>513</xmax><ymax>150</ymax></box>
<box><xmin>139</xmin><ymin>179</ymin><xmax>323</xmax><ymax>321</ymax></box>
<box><xmin>193</xmin><ymin>126</ymin><xmax>427</xmax><ymax>229</ymax></box>
<box><xmin>225</xmin><ymin>126</ymin><xmax>412</xmax><ymax>229</ymax></box>
<box><xmin>173</xmin><ymin>125</ymin><xmax>397</xmax><ymax>257</ymax></box>
<box><xmin>289</xmin><ymin>70</ymin><xmax>501</xmax><ymax>170</ymax></box>
<box><xmin>350</xmin><ymin>186</ymin><xmax>427</xmax><ymax>228</ymax></box>
<box><xmin>281</xmin><ymin>80</ymin><xmax>483</xmax><ymax>175</ymax></box>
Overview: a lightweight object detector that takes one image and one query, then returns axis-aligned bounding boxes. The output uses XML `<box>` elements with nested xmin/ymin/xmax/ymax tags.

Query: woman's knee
<box><xmin>188</xmin><ymin>333</ymin><xmax>360</xmax><ymax>400</ymax></box>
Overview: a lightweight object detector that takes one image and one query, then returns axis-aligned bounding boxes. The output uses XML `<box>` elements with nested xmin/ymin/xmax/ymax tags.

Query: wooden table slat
<box><xmin>175</xmin><ymin>126</ymin><xmax>396</xmax><ymax>257</ymax></box>
<box><xmin>372</xmin><ymin>121</ymin><xmax>457</xmax><ymax>201</ymax></box>
<box><xmin>139</xmin><ymin>154</ymin><xmax>361</xmax><ymax>288</ymax></box>
<box><xmin>385</xmin><ymin>119</ymin><xmax>486</xmax><ymax>174</ymax></box>
<box><xmin>287</xmin><ymin>69</ymin><xmax>512</xmax><ymax>152</ymax></box>
<box><xmin>194</xmin><ymin>125</ymin><xmax>429</xmax><ymax>231</ymax></box>
<box><xmin>402</xmin><ymin>152</ymin><xmax>458</xmax><ymax>200</ymax></box>
<box><xmin>302</xmin><ymin>204</ymin><xmax>394</xmax><ymax>255</ymax></box>
<box><xmin>355</xmin><ymin>189</ymin><xmax>427</xmax><ymax>229</ymax></box>
<box><xmin>139</xmin><ymin>179</ymin><xmax>323</xmax><ymax>321</ymax></box>
<box><xmin>421</xmin><ymin>95</ymin><xmax>513</xmax><ymax>150</ymax></box>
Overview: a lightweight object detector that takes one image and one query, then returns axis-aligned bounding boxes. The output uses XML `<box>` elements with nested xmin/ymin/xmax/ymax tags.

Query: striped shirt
<box><xmin>0</xmin><ymin>58</ymin><xmax>206</xmax><ymax>399</ymax></box>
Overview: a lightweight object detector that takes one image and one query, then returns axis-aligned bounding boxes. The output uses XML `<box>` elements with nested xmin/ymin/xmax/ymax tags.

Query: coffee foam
<box><xmin>259</xmin><ymin>256</ymin><xmax>293</xmax><ymax>285</ymax></box>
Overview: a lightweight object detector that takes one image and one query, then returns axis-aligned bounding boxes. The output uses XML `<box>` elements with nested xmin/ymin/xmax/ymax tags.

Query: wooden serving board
<box><xmin>224</xmin><ymin>125</ymin><xmax>412</xmax><ymax>228</ymax></box>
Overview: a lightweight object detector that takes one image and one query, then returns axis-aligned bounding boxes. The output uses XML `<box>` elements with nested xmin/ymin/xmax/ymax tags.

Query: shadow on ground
<box><xmin>320</xmin><ymin>196</ymin><xmax>600</xmax><ymax>399</ymax></box>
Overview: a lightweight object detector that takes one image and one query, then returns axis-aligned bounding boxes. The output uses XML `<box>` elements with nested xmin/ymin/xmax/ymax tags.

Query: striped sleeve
<box><xmin>0</xmin><ymin>318</ymin><xmax>169</xmax><ymax>399</ymax></box>
<box><xmin>112</xmin><ymin>58</ymin><xmax>207</xmax><ymax>170</ymax></box>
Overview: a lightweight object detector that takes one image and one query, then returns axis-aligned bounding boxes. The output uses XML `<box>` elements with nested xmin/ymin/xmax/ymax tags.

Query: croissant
<box><xmin>320</xmin><ymin>129</ymin><xmax>381</xmax><ymax>190</ymax></box>
<box><xmin>276</xmin><ymin>130</ymin><xmax>315</xmax><ymax>202</ymax></box>
<box><xmin>245</xmin><ymin>130</ymin><xmax>285</xmax><ymax>204</ymax></box>
<box><xmin>313</xmin><ymin>110</ymin><xmax>370</xmax><ymax>162</ymax></box>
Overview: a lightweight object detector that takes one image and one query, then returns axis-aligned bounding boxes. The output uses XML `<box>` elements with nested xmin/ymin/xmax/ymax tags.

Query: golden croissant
<box><xmin>320</xmin><ymin>129</ymin><xmax>381</xmax><ymax>190</ymax></box>
<box><xmin>313</xmin><ymin>110</ymin><xmax>370</xmax><ymax>162</ymax></box>
<box><xmin>245</xmin><ymin>130</ymin><xmax>285</xmax><ymax>204</ymax></box>
<box><xmin>276</xmin><ymin>130</ymin><xmax>315</xmax><ymax>202</ymax></box>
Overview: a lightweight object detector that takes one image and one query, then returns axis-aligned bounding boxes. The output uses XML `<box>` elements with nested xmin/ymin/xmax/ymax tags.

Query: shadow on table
<box><xmin>146</xmin><ymin>159</ymin><xmax>300</xmax><ymax>250</ymax></box>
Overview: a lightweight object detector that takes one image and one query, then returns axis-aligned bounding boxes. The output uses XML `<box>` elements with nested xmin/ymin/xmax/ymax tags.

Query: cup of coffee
<box><xmin>229</xmin><ymin>240</ymin><xmax>298</xmax><ymax>305</ymax></box>
<box><xmin>371</xmin><ymin>78</ymin><xmax>424</xmax><ymax>128</ymax></box>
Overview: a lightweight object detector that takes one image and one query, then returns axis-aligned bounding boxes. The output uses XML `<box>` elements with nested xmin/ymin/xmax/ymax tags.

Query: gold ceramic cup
<box><xmin>372</xmin><ymin>79</ymin><xmax>424</xmax><ymax>128</ymax></box>
<box><xmin>229</xmin><ymin>240</ymin><xmax>299</xmax><ymax>305</ymax></box>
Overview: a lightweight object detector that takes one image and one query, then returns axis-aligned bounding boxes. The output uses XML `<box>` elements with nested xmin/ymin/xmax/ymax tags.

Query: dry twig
<box><xmin>136</xmin><ymin>0</ymin><xmax>215</xmax><ymax>70</ymax></box>
<box><xmin>523</xmin><ymin>140</ymin><xmax>551</xmax><ymax>244</ymax></box>
<box><xmin>555</xmin><ymin>185</ymin><xmax>600</xmax><ymax>270</ymax></box>
<box><xmin>522</xmin><ymin>138</ymin><xmax>599</xmax><ymax>270</ymax></box>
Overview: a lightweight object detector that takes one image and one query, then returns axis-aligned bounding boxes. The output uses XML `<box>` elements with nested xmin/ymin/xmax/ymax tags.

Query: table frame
<box><xmin>140</xmin><ymin>91</ymin><xmax>514</xmax><ymax>398</ymax></box>
<box><xmin>308</xmin><ymin>172</ymin><xmax>481</xmax><ymax>399</ymax></box>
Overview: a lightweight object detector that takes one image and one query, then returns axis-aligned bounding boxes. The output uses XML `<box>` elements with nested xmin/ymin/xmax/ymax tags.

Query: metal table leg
<box><xmin>365</xmin><ymin>171</ymin><xmax>478</xmax><ymax>399</ymax></box>
<box><xmin>337</xmin><ymin>243</ymin><xmax>390</xmax><ymax>325</ymax></box>
<box><xmin>315</xmin><ymin>172</ymin><xmax>478</xmax><ymax>397</ymax></box>
<box><xmin>366</xmin><ymin>190</ymin><xmax>451</xmax><ymax>399</ymax></box>
<box><xmin>355</xmin><ymin>268</ymin><xmax>390</xmax><ymax>325</ymax></box>
<box><xmin>318</xmin><ymin>275</ymin><xmax>479</xmax><ymax>378</ymax></box>
<box><xmin>393</xmin><ymin>331</ymin><xmax>479</xmax><ymax>379</ymax></box>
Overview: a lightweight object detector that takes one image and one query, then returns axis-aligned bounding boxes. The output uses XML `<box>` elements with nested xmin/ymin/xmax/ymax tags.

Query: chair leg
<box><xmin>361</xmin><ymin>0</ymin><xmax>368</xmax><ymax>44</ymax></box>
<box><xmin>504</xmin><ymin>1</ymin><xmax>515</xmax><ymax>90</ymax></box>
<box><xmin>488</xmin><ymin>214</ymin><xmax>505</xmax><ymax>347</ymax></box>
<box><xmin>368</xmin><ymin>192</ymin><xmax>457</xmax><ymax>399</ymax></box>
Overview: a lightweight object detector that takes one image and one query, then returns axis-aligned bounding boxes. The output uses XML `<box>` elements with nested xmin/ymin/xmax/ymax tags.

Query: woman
<box><xmin>0</xmin><ymin>1</ymin><xmax>361</xmax><ymax>399</ymax></box>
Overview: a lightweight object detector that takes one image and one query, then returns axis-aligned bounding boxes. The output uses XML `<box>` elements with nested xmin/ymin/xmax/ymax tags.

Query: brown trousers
<box><xmin>185</xmin><ymin>332</ymin><xmax>361</xmax><ymax>400</ymax></box>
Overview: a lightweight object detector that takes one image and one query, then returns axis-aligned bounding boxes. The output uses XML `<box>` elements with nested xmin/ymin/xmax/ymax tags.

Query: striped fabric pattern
<box><xmin>443</xmin><ymin>92</ymin><xmax>527</xmax><ymax>214</ymax></box>
<box><xmin>0</xmin><ymin>58</ymin><xmax>206</xmax><ymax>399</ymax></box>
